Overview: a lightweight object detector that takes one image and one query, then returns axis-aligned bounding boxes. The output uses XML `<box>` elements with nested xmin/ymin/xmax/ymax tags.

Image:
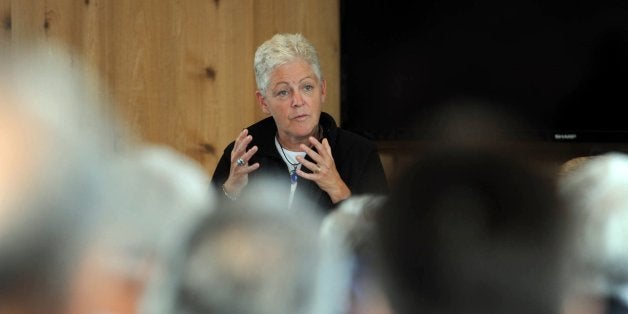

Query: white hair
<box><xmin>254</xmin><ymin>33</ymin><xmax>323</xmax><ymax>95</ymax></box>
<box><xmin>559</xmin><ymin>152</ymin><xmax>628</xmax><ymax>295</ymax></box>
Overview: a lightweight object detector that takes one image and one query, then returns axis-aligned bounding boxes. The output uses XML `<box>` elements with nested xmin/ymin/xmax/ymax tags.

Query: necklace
<box><xmin>275</xmin><ymin>126</ymin><xmax>323</xmax><ymax>184</ymax></box>
<box><xmin>276</xmin><ymin>135</ymin><xmax>301</xmax><ymax>184</ymax></box>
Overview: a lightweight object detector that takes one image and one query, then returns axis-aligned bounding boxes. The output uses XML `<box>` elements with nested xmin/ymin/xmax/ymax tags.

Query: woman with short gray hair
<box><xmin>211</xmin><ymin>33</ymin><xmax>388</xmax><ymax>212</ymax></box>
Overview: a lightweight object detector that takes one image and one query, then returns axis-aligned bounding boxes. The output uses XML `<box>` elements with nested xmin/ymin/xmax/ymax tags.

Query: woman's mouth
<box><xmin>292</xmin><ymin>114</ymin><xmax>309</xmax><ymax>121</ymax></box>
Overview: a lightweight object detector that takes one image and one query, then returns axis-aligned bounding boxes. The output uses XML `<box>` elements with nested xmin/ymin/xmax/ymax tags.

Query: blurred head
<box><xmin>320</xmin><ymin>194</ymin><xmax>393</xmax><ymax>314</ymax></box>
<box><xmin>412</xmin><ymin>97</ymin><xmax>531</xmax><ymax>149</ymax></box>
<box><xmin>68</xmin><ymin>144</ymin><xmax>213</xmax><ymax>314</ymax></box>
<box><xmin>254</xmin><ymin>33</ymin><xmax>326</xmax><ymax>142</ymax></box>
<box><xmin>0</xmin><ymin>44</ymin><xmax>122</xmax><ymax>313</ymax></box>
<box><xmin>0</xmin><ymin>42</ymin><xmax>214</xmax><ymax>314</ymax></box>
<box><xmin>376</xmin><ymin>147</ymin><xmax>568</xmax><ymax>314</ymax></box>
<box><xmin>559</xmin><ymin>152</ymin><xmax>628</xmax><ymax>297</ymax></box>
<box><xmin>141</xmin><ymin>179</ymin><xmax>345</xmax><ymax>314</ymax></box>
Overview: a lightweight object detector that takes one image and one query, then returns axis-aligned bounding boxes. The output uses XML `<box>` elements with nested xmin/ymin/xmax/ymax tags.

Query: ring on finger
<box><xmin>314</xmin><ymin>165</ymin><xmax>321</xmax><ymax>174</ymax></box>
<box><xmin>236</xmin><ymin>158</ymin><xmax>246</xmax><ymax>167</ymax></box>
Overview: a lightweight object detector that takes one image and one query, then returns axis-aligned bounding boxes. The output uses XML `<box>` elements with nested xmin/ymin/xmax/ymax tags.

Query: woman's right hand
<box><xmin>222</xmin><ymin>129</ymin><xmax>260</xmax><ymax>198</ymax></box>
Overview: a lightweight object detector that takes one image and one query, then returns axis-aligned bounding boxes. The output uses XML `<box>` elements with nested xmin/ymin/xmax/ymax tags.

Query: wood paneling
<box><xmin>0</xmin><ymin>1</ymin><xmax>10</xmax><ymax>48</ymax></box>
<box><xmin>3</xmin><ymin>0</ymin><xmax>340</xmax><ymax>177</ymax></box>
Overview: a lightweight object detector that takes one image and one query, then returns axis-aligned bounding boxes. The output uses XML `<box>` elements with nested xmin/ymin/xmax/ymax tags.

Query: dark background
<box><xmin>340</xmin><ymin>0</ymin><xmax>628</xmax><ymax>143</ymax></box>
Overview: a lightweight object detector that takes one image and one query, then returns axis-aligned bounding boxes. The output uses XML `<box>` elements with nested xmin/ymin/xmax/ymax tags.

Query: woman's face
<box><xmin>256</xmin><ymin>58</ymin><xmax>326</xmax><ymax>142</ymax></box>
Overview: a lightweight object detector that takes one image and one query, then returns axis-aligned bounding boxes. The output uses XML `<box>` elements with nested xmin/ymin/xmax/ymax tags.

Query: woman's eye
<box><xmin>276</xmin><ymin>90</ymin><xmax>289</xmax><ymax>97</ymax></box>
<box><xmin>303</xmin><ymin>84</ymin><xmax>314</xmax><ymax>92</ymax></box>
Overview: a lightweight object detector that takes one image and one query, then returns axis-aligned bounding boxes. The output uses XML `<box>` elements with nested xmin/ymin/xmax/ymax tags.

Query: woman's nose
<box><xmin>291</xmin><ymin>91</ymin><xmax>304</xmax><ymax>107</ymax></box>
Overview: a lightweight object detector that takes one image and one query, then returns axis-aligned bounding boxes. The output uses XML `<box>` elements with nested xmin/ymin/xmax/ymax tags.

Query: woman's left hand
<box><xmin>296</xmin><ymin>137</ymin><xmax>351</xmax><ymax>204</ymax></box>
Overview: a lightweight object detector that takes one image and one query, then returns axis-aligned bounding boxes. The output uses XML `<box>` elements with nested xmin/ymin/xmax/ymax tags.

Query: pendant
<box><xmin>290</xmin><ymin>169</ymin><xmax>298</xmax><ymax>184</ymax></box>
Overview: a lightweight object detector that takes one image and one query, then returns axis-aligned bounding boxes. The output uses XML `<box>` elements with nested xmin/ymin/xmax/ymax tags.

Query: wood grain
<box><xmin>3</xmin><ymin>0</ymin><xmax>340</xmax><ymax>178</ymax></box>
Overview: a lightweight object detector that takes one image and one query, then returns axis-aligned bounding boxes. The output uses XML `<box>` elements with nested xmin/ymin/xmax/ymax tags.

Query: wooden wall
<box><xmin>0</xmin><ymin>0</ymin><xmax>340</xmax><ymax>177</ymax></box>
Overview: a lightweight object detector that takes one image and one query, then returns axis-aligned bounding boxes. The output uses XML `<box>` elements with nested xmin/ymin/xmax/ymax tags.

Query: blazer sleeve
<box><xmin>210</xmin><ymin>141</ymin><xmax>235</xmax><ymax>195</ymax></box>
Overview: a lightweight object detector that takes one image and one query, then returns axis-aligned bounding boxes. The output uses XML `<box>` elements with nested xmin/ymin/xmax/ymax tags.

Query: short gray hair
<box><xmin>254</xmin><ymin>33</ymin><xmax>323</xmax><ymax>95</ymax></box>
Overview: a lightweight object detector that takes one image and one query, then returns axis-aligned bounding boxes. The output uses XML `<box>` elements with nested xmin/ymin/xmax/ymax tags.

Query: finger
<box><xmin>234</xmin><ymin>129</ymin><xmax>248</xmax><ymax>147</ymax></box>
<box><xmin>322</xmin><ymin>138</ymin><xmax>332</xmax><ymax>155</ymax></box>
<box><xmin>240</xmin><ymin>146</ymin><xmax>258</xmax><ymax>163</ymax></box>
<box><xmin>233</xmin><ymin>159</ymin><xmax>260</xmax><ymax>175</ymax></box>
<box><xmin>235</xmin><ymin>157</ymin><xmax>247</xmax><ymax>167</ymax></box>
<box><xmin>296</xmin><ymin>156</ymin><xmax>321</xmax><ymax>174</ymax></box>
<box><xmin>232</xmin><ymin>131</ymin><xmax>252</xmax><ymax>160</ymax></box>
<box><xmin>296</xmin><ymin>163</ymin><xmax>326</xmax><ymax>180</ymax></box>
<box><xmin>313</xmin><ymin>164</ymin><xmax>322</xmax><ymax>174</ymax></box>
<box><xmin>296</xmin><ymin>168</ymin><xmax>317</xmax><ymax>181</ymax></box>
<box><xmin>298</xmin><ymin>145</ymin><xmax>324</xmax><ymax>165</ymax></box>
<box><xmin>308</xmin><ymin>136</ymin><xmax>326</xmax><ymax>155</ymax></box>
<box><xmin>241</xmin><ymin>162</ymin><xmax>260</xmax><ymax>173</ymax></box>
<box><xmin>236</xmin><ymin>134</ymin><xmax>253</xmax><ymax>154</ymax></box>
<box><xmin>239</xmin><ymin>128</ymin><xmax>248</xmax><ymax>138</ymax></box>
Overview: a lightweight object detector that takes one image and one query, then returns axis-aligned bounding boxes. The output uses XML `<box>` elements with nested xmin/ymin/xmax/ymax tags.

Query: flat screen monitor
<box><xmin>340</xmin><ymin>0</ymin><xmax>628</xmax><ymax>143</ymax></box>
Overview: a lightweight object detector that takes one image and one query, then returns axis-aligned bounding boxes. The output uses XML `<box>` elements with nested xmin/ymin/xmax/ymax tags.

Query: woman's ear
<box><xmin>320</xmin><ymin>79</ymin><xmax>327</xmax><ymax>103</ymax></box>
<box><xmin>256</xmin><ymin>90</ymin><xmax>271</xmax><ymax>115</ymax></box>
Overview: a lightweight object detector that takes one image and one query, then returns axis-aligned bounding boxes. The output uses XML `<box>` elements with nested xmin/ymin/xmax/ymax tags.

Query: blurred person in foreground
<box><xmin>0</xmin><ymin>44</ymin><xmax>214</xmax><ymax>313</ymax></box>
<box><xmin>211</xmin><ymin>33</ymin><xmax>388</xmax><ymax>212</ymax></box>
<box><xmin>140</xmin><ymin>180</ymin><xmax>350</xmax><ymax>314</ymax></box>
<box><xmin>559</xmin><ymin>152</ymin><xmax>628</xmax><ymax>314</ymax></box>
<box><xmin>320</xmin><ymin>194</ymin><xmax>393</xmax><ymax>314</ymax></box>
<box><xmin>68</xmin><ymin>143</ymin><xmax>213</xmax><ymax>314</ymax></box>
<box><xmin>375</xmin><ymin>146</ymin><xmax>569</xmax><ymax>314</ymax></box>
<box><xmin>0</xmin><ymin>44</ymin><xmax>122</xmax><ymax>313</ymax></box>
<box><xmin>374</xmin><ymin>101</ymin><xmax>570</xmax><ymax>314</ymax></box>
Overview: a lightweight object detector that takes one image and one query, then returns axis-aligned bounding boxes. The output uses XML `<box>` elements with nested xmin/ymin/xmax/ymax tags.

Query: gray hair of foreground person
<box><xmin>375</xmin><ymin>147</ymin><xmax>570</xmax><ymax>314</ymax></box>
<box><xmin>254</xmin><ymin>33</ymin><xmax>323</xmax><ymax>94</ymax></box>
<box><xmin>67</xmin><ymin>143</ymin><xmax>214</xmax><ymax>313</ymax></box>
<box><xmin>140</xmin><ymin>181</ymin><xmax>350</xmax><ymax>314</ymax></box>
<box><xmin>92</xmin><ymin>143</ymin><xmax>213</xmax><ymax>268</ymax></box>
<box><xmin>319</xmin><ymin>194</ymin><xmax>393</xmax><ymax>314</ymax></box>
<box><xmin>0</xmin><ymin>44</ymin><xmax>124</xmax><ymax>312</ymax></box>
<box><xmin>558</xmin><ymin>152</ymin><xmax>628</xmax><ymax>305</ymax></box>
